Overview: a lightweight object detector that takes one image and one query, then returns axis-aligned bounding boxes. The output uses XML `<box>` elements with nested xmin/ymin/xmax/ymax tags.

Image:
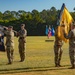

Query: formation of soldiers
<box><xmin>54</xmin><ymin>21</ymin><xmax>75</xmax><ymax>69</ymax></box>
<box><xmin>0</xmin><ymin>22</ymin><xmax>75</xmax><ymax>69</ymax></box>
<box><xmin>0</xmin><ymin>24</ymin><xmax>27</xmax><ymax>64</ymax></box>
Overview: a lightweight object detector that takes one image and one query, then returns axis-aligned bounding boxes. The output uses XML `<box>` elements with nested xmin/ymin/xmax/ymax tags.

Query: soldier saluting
<box><xmin>0</xmin><ymin>26</ymin><xmax>15</xmax><ymax>64</ymax></box>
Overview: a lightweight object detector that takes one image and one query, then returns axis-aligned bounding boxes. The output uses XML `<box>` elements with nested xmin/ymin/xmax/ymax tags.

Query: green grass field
<box><xmin>0</xmin><ymin>36</ymin><xmax>75</xmax><ymax>75</ymax></box>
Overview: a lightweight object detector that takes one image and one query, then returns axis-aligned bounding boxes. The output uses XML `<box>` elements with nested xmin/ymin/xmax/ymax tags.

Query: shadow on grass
<box><xmin>45</xmin><ymin>40</ymin><xmax>54</xmax><ymax>42</ymax></box>
<box><xmin>0</xmin><ymin>66</ymin><xmax>70</xmax><ymax>74</ymax></box>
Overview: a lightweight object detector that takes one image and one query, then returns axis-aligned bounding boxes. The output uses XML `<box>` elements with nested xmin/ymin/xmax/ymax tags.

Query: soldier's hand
<box><xmin>64</xmin><ymin>32</ymin><xmax>67</xmax><ymax>37</ymax></box>
<box><xmin>3</xmin><ymin>26</ymin><xmax>8</xmax><ymax>30</ymax></box>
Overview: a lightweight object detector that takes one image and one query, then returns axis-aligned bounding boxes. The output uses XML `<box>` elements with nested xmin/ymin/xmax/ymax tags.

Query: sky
<box><xmin>0</xmin><ymin>0</ymin><xmax>75</xmax><ymax>13</ymax></box>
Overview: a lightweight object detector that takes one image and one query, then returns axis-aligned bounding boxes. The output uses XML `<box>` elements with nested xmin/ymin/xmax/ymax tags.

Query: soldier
<box><xmin>17</xmin><ymin>24</ymin><xmax>27</xmax><ymax>62</ymax></box>
<box><xmin>54</xmin><ymin>22</ymin><xmax>65</xmax><ymax>67</ymax></box>
<box><xmin>4</xmin><ymin>26</ymin><xmax>14</xmax><ymax>64</ymax></box>
<box><xmin>54</xmin><ymin>27</ymin><xmax>63</xmax><ymax>67</ymax></box>
<box><xmin>64</xmin><ymin>22</ymin><xmax>75</xmax><ymax>69</ymax></box>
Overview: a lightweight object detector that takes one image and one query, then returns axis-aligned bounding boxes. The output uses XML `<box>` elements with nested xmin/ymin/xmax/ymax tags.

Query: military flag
<box><xmin>45</xmin><ymin>25</ymin><xmax>48</xmax><ymax>35</ymax></box>
<box><xmin>57</xmin><ymin>3</ymin><xmax>73</xmax><ymax>42</ymax></box>
<box><xmin>51</xmin><ymin>27</ymin><xmax>55</xmax><ymax>36</ymax></box>
<box><xmin>48</xmin><ymin>26</ymin><xmax>52</xmax><ymax>38</ymax></box>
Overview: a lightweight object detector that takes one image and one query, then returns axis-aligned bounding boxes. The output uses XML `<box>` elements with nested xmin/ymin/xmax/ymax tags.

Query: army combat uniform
<box><xmin>54</xmin><ymin>28</ymin><xmax>63</xmax><ymax>67</ymax></box>
<box><xmin>64</xmin><ymin>28</ymin><xmax>75</xmax><ymax>68</ymax></box>
<box><xmin>18</xmin><ymin>28</ymin><xmax>27</xmax><ymax>62</ymax></box>
<box><xmin>4</xmin><ymin>29</ymin><xmax>14</xmax><ymax>64</ymax></box>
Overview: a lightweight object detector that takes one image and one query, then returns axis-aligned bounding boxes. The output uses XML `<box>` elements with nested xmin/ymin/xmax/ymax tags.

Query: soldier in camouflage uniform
<box><xmin>4</xmin><ymin>26</ymin><xmax>14</xmax><ymax>64</ymax></box>
<box><xmin>17</xmin><ymin>24</ymin><xmax>27</xmax><ymax>62</ymax></box>
<box><xmin>64</xmin><ymin>22</ymin><xmax>75</xmax><ymax>69</ymax></box>
<box><xmin>54</xmin><ymin>27</ymin><xmax>63</xmax><ymax>67</ymax></box>
<box><xmin>54</xmin><ymin>22</ymin><xmax>65</xmax><ymax>67</ymax></box>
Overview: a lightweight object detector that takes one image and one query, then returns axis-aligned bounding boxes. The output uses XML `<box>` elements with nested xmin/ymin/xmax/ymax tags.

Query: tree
<box><xmin>0</xmin><ymin>12</ymin><xmax>3</xmax><ymax>20</ymax></box>
<box><xmin>3</xmin><ymin>10</ymin><xmax>11</xmax><ymax>15</ymax></box>
<box><xmin>73</xmin><ymin>7</ymin><xmax>75</xmax><ymax>12</ymax></box>
<box><xmin>0</xmin><ymin>6</ymin><xmax>75</xmax><ymax>36</ymax></box>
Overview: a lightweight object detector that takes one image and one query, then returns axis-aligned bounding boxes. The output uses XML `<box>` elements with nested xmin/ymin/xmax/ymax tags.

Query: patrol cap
<box><xmin>21</xmin><ymin>24</ymin><xmax>25</xmax><ymax>27</ymax></box>
<box><xmin>8</xmin><ymin>26</ymin><xmax>13</xmax><ymax>28</ymax></box>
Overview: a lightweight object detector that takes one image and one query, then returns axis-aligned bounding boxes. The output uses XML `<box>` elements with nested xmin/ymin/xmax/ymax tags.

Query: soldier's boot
<box><xmin>55</xmin><ymin>62</ymin><xmax>59</xmax><ymax>67</ymax></box>
<box><xmin>20</xmin><ymin>56</ymin><xmax>25</xmax><ymax>62</ymax></box>
<box><xmin>55</xmin><ymin>64</ymin><xmax>58</xmax><ymax>67</ymax></box>
<box><xmin>58</xmin><ymin>58</ymin><xmax>62</xmax><ymax>67</ymax></box>
<box><xmin>68</xmin><ymin>65</ymin><xmax>75</xmax><ymax>69</ymax></box>
<box><xmin>69</xmin><ymin>58</ymin><xmax>75</xmax><ymax>69</ymax></box>
<box><xmin>8</xmin><ymin>59</ymin><xmax>12</xmax><ymax>64</ymax></box>
<box><xmin>72</xmin><ymin>64</ymin><xmax>75</xmax><ymax>68</ymax></box>
<box><xmin>58</xmin><ymin>62</ymin><xmax>62</xmax><ymax>67</ymax></box>
<box><xmin>11</xmin><ymin>57</ymin><xmax>13</xmax><ymax>63</ymax></box>
<box><xmin>19</xmin><ymin>52</ymin><xmax>23</xmax><ymax>62</ymax></box>
<box><xmin>20</xmin><ymin>52</ymin><xmax>25</xmax><ymax>62</ymax></box>
<box><xmin>20</xmin><ymin>58</ymin><xmax>23</xmax><ymax>62</ymax></box>
<box><xmin>55</xmin><ymin>60</ymin><xmax>59</xmax><ymax>67</ymax></box>
<box><xmin>7</xmin><ymin>55</ymin><xmax>12</xmax><ymax>64</ymax></box>
<box><xmin>58</xmin><ymin>49</ymin><xmax>62</xmax><ymax>67</ymax></box>
<box><xmin>20</xmin><ymin>55</ymin><xmax>24</xmax><ymax>62</ymax></box>
<box><xmin>20</xmin><ymin>59</ymin><xmax>24</xmax><ymax>62</ymax></box>
<box><xmin>54</xmin><ymin>55</ymin><xmax>58</xmax><ymax>67</ymax></box>
<box><xmin>23</xmin><ymin>53</ymin><xmax>25</xmax><ymax>61</ymax></box>
<box><xmin>11</xmin><ymin>52</ymin><xmax>13</xmax><ymax>63</ymax></box>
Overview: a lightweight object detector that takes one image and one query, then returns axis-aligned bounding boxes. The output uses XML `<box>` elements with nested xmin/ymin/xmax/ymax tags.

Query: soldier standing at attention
<box><xmin>4</xmin><ymin>26</ymin><xmax>14</xmax><ymax>64</ymax></box>
<box><xmin>54</xmin><ymin>27</ymin><xmax>63</xmax><ymax>67</ymax></box>
<box><xmin>54</xmin><ymin>22</ymin><xmax>65</xmax><ymax>67</ymax></box>
<box><xmin>17</xmin><ymin>24</ymin><xmax>27</xmax><ymax>62</ymax></box>
<box><xmin>64</xmin><ymin>22</ymin><xmax>75</xmax><ymax>69</ymax></box>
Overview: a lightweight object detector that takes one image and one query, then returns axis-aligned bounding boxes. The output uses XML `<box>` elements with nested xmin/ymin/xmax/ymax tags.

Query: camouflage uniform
<box><xmin>18</xmin><ymin>28</ymin><xmax>27</xmax><ymax>62</ymax></box>
<box><xmin>64</xmin><ymin>28</ymin><xmax>75</xmax><ymax>68</ymax></box>
<box><xmin>4</xmin><ymin>29</ymin><xmax>14</xmax><ymax>64</ymax></box>
<box><xmin>54</xmin><ymin>28</ymin><xmax>63</xmax><ymax>67</ymax></box>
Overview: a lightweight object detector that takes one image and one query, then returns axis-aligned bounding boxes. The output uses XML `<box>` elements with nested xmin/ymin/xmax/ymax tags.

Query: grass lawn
<box><xmin>0</xmin><ymin>36</ymin><xmax>75</xmax><ymax>75</ymax></box>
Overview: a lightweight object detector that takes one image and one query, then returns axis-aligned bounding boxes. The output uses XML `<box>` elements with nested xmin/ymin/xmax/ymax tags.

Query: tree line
<box><xmin>0</xmin><ymin>7</ymin><xmax>75</xmax><ymax>36</ymax></box>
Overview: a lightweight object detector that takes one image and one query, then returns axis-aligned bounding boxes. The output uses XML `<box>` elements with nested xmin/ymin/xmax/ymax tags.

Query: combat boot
<box><xmin>68</xmin><ymin>64</ymin><xmax>75</xmax><ymax>69</ymax></box>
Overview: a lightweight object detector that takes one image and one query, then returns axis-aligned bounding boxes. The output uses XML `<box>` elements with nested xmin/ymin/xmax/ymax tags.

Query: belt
<box><xmin>19</xmin><ymin>37</ymin><xmax>25</xmax><ymax>39</ymax></box>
